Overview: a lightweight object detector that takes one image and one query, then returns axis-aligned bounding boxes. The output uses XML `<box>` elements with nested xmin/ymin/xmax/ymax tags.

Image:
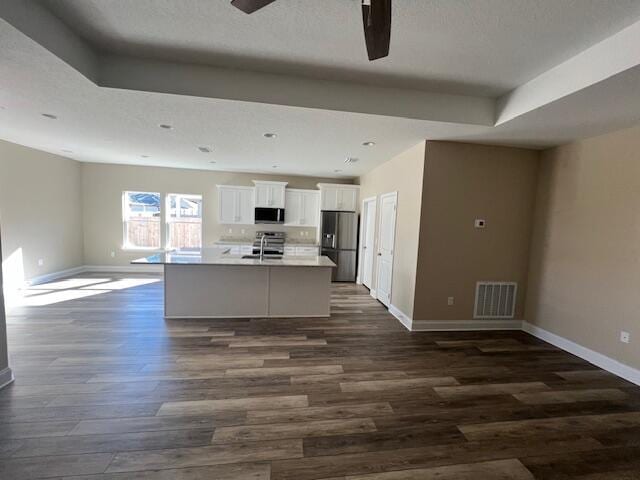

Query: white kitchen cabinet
<box><xmin>217</xmin><ymin>186</ymin><xmax>255</xmax><ymax>225</ymax></box>
<box><xmin>285</xmin><ymin>189</ymin><xmax>319</xmax><ymax>227</ymax></box>
<box><xmin>253</xmin><ymin>181</ymin><xmax>287</xmax><ymax>208</ymax></box>
<box><xmin>317</xmin><ymin>184</ymin><xmax>360</xmax><ymax>212</ymax></box>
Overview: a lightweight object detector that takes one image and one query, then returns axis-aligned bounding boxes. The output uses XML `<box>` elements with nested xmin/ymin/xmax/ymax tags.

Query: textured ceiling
<box><xmin>2</xmin><ymin>1</ymin><xmax>640</xmax><ymax>177</ymax></box>
<box><xmin>41</xmin><ymin>0</ymin><xmax>640</xmax><ymax>96</ymax></box>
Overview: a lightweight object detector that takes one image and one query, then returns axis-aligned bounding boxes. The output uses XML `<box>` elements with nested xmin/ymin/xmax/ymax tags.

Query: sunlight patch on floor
<box><xmin>9</xmin><ymin>276</ymin><xmax>161</xmax><ymax>307</ymax></box>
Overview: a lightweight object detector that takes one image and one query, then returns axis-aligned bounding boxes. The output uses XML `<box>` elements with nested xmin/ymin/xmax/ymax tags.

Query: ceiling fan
<box><xmin>230</xmin><ymin>0</ymin><xmax>392</xmax><ymax>61</ymax></box>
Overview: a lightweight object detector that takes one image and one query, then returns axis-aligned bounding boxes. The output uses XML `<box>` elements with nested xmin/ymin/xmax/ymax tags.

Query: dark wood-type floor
<box><xmin>1</xmin><ymin>273</ymin><xmax>640</xmax><ymax>479</ymax></box>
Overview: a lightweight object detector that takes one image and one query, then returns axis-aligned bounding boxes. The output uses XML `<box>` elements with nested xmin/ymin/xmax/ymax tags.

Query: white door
<box><xmin>360</xmin><ymin>197</ymin><xmax>377</xmax><ymax>289</ymax></box>
<box><xmin>376</xmin><ymin>192</ymin><xmax>397</xmax><ymax>307</ymax></box>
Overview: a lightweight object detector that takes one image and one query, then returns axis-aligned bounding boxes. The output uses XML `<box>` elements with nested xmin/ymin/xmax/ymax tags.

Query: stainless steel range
<box><xmin>252</xmin><ymin>231</ymin><xmax>285</xmax><ymax>256</ymax></box>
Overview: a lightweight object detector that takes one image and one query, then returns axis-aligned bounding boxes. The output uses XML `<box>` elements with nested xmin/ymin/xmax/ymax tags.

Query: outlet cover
<box><xmin>447</xmin><ymin>296</ymin><xmax>454</xmax><ymax>306</ymax></box>
<box><xmin>474</xmin><ymin>219</ymin><xmax>486</xmax><ymax>229</ymax></box>
<box><xmin>110</xmin><ymin>251</ymin><xmax>116</xmax><ymax>258</ymax></box>
<box><xmin>620</xmin><ymin>331</ymin><xmax>630</xmax><ymax>344</ymax></box>
<box><xmin>37</xmin><ymin>259</ymin><xmax>44</xmax><ymax>267</ymax></box>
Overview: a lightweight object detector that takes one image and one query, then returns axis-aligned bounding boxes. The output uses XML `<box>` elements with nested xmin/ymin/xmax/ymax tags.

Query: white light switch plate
<box><xmin>620</xmin><ymin>331</ymin><xmax>630</xmax><ymax>343</ymax></box>
<box><xmin>447</xmin><ymin>297</ymin><xmax>454</xmax><ymax>306</ymax></box>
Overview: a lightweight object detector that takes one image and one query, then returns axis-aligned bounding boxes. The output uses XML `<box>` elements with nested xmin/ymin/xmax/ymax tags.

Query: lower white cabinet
<box><xmin>285</xmin><ymin>189</ymin><xmax>319</xmax><ymax>227</ymax></box>
<box><xmin>217</xmin><ymin>186</ymin><xmax>254</xmax><ymax>225</ymax></box>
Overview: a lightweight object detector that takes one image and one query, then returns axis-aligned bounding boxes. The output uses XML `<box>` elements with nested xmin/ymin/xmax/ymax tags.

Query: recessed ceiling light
<box><xmin>198</xmin><ymin>146</ymin><xmax>212</xmax><ymax>153</ymax></box>
<box><xmin>42</xmin><ymin>113</ymin><xmax>57</xmax><ymax>119</ymax></box>
<box><xmin>344</xmin><ymin>157</ymin><xmax>359</xmax><ymax>164</ymax></box>
<box><xmin>362</xmin><ymin>141</ymin><xmax>376</xmax><ymax>146</ymax></box>
<box><xmin>263</xmin><ymin>133</ymin><xmax>277</xmax><ymax>139</ymax></box>
<box><xmin>159</xmin><ymin>124</ymin><xmax>173</xmax><ymax>129</ymax></box>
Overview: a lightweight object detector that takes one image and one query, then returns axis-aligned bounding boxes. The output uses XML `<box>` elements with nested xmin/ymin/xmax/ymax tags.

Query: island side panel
<box><xmin>268</xmin><ymin>267</ymin><xmax>332</xmax><ymax>317</ymax></box>
<box><xmin>164</xmin><ymin>264</ymin><xmax>269</xmax><ymax>318</ymax></box>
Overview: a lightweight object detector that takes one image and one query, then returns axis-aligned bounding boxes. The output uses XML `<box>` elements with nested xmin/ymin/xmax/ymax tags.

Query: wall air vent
<box><xmin>474</xmin><ymin>282</ymin><xmax>517</xmax><ymax>319</ymax></box>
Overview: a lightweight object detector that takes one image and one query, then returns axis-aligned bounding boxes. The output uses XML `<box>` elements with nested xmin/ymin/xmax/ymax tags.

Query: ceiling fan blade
<box><xmin>231</xmin><ymin>0</ymin><xmax>276</xmax><ymax>14</ymax></box>
<box><xmin>361</xmin><ymin>0</ymin><xmax>391</xmax><ymax>61</ymax></box>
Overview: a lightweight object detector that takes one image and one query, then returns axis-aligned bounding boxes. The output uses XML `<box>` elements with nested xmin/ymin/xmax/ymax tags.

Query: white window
<box><xmin>122</xmin><ymin>191</ymin><xmax>161</xmax><ymax>249</ymax></box>
<box><xmin>166</xmin><ymin>193</ymin><xmax>202</xmax><ymax>249</ymax></box>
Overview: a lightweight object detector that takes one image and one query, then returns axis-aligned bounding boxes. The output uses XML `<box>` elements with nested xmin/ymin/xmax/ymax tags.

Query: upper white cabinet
<box><xmin>253</xmin><ymin>181</ymin><xmax>287</xmax><ymax>208</ymax></box>
<box><xmin>217</xmin><ymin>186</ymin><xmax>255</xmax><ymax>225</ymax></box>
<box><xmin>285</xmin><ymin>189</ymin><xmax>319</xmax><ymax>227</ymax></box>
<box><xmin>318</xmin><ymin>184</ymin><xmax>360</xmax><ymax>212</ymax></box>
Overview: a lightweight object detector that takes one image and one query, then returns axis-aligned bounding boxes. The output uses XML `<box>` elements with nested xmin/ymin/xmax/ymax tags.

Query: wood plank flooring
<box><xmin>1</xmin><ymin>272</ymin><xmax>640</xmax><ymax>479</ymax></box>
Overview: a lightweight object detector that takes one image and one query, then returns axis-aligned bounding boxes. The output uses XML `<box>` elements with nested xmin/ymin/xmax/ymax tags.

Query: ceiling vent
<box><xmin>474</xmin><ymin>282</ymin><xmax>517</xmax><ymax>319</ymax></box>
<box><xmin>344</xmin><ymin>157</ymin><xmax>359</xmax><ymax>164</ymax></box>
<box><xmin>198</xmin><ymin>147</ymin><xmax>212</xmax><ymax>153</ymax></box>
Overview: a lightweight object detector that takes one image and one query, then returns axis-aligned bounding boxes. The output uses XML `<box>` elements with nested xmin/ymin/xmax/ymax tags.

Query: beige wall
<box><xmin>358</xmin><ymin>142</ymin><xmax>426</xmax><ymax>318</ymax></box>
<box><xmin>0</xmin><ymin>140</ymin><xmax>84</xmax><ymax>291</ymax></box>
<box><xmin>82</xmin><ymin>162</ymin><xmax>351</xmax><ymax>266</ymax></box>
<box><xmin>414</xmin><ymin>141</ymin><xmax>539</xmax><ymax>320</ymax></box>
<box><xmin>527</xmin><ymin>124</ymin><xmax>640</xmax><ymax>369</ymax></box>
<box><xmin>0</xmin><ymin>229</ymin><xmax>8</xmax><ymax>375</ymax></box>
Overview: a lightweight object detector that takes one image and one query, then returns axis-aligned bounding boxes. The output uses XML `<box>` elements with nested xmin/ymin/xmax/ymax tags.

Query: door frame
<box><xmin>375</xmin><ymin>191</ymin><xmax>398</xmax><ymax>307</ymax></box>
<box><xmin>357</xmin><ymin>196</ymin><xmax>377</xmax><ymax>289</ymax></box>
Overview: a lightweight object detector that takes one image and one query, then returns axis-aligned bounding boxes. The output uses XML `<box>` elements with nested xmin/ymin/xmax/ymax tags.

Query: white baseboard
<box><xmin>25</xmin><ymin>265</ymin><xmax>86</xmax><ymax>287</ymax></box>
<box><xmin>523</xmin><ymin>321</ymin><xmax>640</xmax><ymax>386</ymax></box>
<box><xmin>412</xmin><ymin>319</ymin><xmax>524</xmax><ymax>331</ymax></box>
<box><xmin>369</xmin><ymin>289</ymin><xmax>377</xmax><ymax>299</ymax></box>
<box><xmin>0</xmin><ymin>367</ymin><xmax>14</xmax><ymax>390</ymax></box>
<box><xmin>388</xmin><ymin>304</ymin><xmax>412</xmax><ymax>330</ymax></box>
<box><xmin>83</xmin><ymin>265</ymin><xmax>164</xmax><ymax>274</ymax></box>
<box><xmin>388</xmin><ymin>303</ymin><xmax>522</xmax><ymax>332</ymax></box>
<box><xmin>18</xmin><ymin>264</ymin><xmax>163</xmax><ymax>289</ymax></box>
<box><xmin>388</xmin><ymin>310</ymin><xmax>639</xmax><ymax>385</ymax></box>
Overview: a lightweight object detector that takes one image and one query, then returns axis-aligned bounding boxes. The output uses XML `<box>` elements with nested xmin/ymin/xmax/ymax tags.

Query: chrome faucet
<box><xmin>259</xmin><ymin>234</ymin><xmax>266</xmax><ymax>261</ymax></box>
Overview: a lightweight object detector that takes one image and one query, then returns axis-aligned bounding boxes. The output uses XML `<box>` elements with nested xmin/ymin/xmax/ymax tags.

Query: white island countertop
<box><xmin>132</xmin><ymin>248</ymin><xmax>336</xmax><ymax>268</ymax></box>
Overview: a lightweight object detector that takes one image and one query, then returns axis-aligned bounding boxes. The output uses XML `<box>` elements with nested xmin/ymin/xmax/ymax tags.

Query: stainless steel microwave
<box><xmin>255</xmin><ymin>208</ymin><xmax>285</xmax><ymax>224</ymax></box>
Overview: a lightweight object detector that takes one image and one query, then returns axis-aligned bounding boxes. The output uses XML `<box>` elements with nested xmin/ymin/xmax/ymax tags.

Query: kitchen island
<box><xmin>132</xmin><ymin>249</ymin><xmax>335</xmax><ymax>318</ymax></box>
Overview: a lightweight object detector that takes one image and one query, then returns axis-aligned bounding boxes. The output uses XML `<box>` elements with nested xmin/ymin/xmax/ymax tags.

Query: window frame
<box><xmin>165</xmin><ymin>192</ymin><xmax>203</xmax><ymax>250</ymax></box>
<box><xmin>122</xmin><ymin>191</ymin><xmax>163</xmax><ymax>251</ymax></box>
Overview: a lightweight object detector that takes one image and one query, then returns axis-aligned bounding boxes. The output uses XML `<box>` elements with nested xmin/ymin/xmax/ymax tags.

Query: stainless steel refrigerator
<box><xmin>321</xmin><ymin>211</ymin><xmax>358</xmax><ymax>282</ymax></box>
